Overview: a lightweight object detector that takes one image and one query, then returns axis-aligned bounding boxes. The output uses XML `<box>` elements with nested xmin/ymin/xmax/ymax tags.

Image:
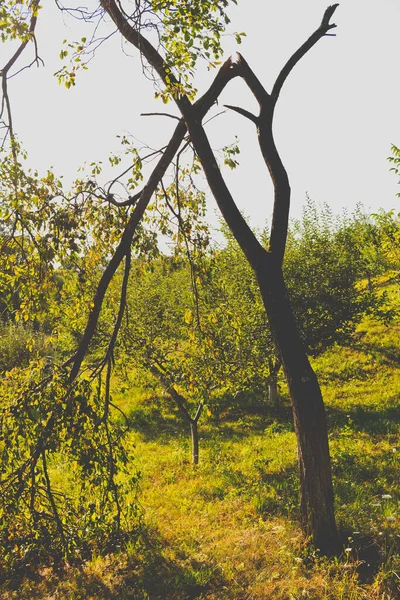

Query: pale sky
<box><xmin>7</xmin><ymin>1</ymin><xmax>400</xmax><ymax>232</ymax></box>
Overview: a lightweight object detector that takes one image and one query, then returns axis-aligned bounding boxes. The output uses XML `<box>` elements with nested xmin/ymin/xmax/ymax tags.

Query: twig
<box><xmin>141</xmin><ymin>112</ymin><xmax>181</xmax><ymax>121</ymax></box>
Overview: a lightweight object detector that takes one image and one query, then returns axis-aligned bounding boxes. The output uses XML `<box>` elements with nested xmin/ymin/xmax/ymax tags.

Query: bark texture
<box><xmin>256</xmin><ymin>257</ymin><xmax>337</xmax><ymax>552</ymax></box>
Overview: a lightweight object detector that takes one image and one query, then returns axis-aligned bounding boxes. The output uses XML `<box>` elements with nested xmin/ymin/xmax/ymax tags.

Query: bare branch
<box><xmin>224</xmin><ymin>104</ymin><xmax>258</xmax><ymax>125</ymax></box>
<box><xmin>106</xmin><ymin>249</ymin><xmax>131</xmax><ymax>364</ymax></box>
<box><xmin>42</xmin><ymin>451</ymin><xmax>67</xmax><ymax>552</ymax></box>
<box><xmin>193</xmin><ymin>403</ymin><xmax>203</xmax><ymax>424</ymax></box>
<box><xmin>321</xmin><ymin>4</ymin><xmax>340</xmax><ymax>28</ymax></box>
<box><xmin>106</xmin><ymin>190</ymin><xmax>142</xmax><ymax>207</ymax></box>
<box><xmin>109</xmin><ymin>400</ymin><xmax>130</xmax><ymax>425</ymax></box>
<box><xmin>105</xmin><ymin>145</ymin><xmax>167</xmax><ymax>199</ymax></box>
<box><xmin>141</xmin><ymin>112</ymin><xmax>181</xmax><ymax>121</ymax></box>
<box><xmin>271</xmin><ymin>4</ymin><xmax>339</xmax><ymax>102</ymax></box>
<box><xmin>228</xmin><ymin>6</ymin><xmax>339</xmax><ymax>265</ymax></box>
<box><xmin>149</xmin><ymin>362</ymin><xmax>194</xmax><ymax>425</ymax></box>
<box><xmin>235</xmin><ymin>53</ymin><xmax>269</xmax><ymax>106</ymax></box>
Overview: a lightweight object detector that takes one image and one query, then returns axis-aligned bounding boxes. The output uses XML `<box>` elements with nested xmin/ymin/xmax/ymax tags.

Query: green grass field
<box><xmin>4</xmin><ymin>280</ymin><xmax>400</xmax><ymax>599</ymax></box>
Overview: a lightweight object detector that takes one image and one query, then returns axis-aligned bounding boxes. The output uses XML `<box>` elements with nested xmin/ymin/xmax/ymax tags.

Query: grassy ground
<box><xmin>3</xmin><ymin>281</ymin><xmax>400</xmax><ymax>599</ymax></box>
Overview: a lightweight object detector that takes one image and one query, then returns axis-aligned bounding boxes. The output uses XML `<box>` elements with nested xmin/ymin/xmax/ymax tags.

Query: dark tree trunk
<box><xmin>256</xmin><ymin>255</ymin><xmax>338</xmax><ymax>553</ymax></box>
<box><xmin>102</xmin><ymin>0</ymin><xmax>340</xmax><ymax>553</ymax></box>
<box><xmin>190</xmin><ymin>421</ymin><xmax>199</xmax><ymax>466</ymax></box>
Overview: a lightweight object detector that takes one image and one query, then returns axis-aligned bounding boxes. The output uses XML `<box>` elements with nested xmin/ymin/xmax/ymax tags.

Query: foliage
<box><xmin>0</xmin><ymin>147</ymin><xmax>147</xmax><ymax>572</ymax></box>
<box><xmin>55</xmin><ymin>0</ymin><xmax>244</xmax><ymax>99</ymax></box>
<box><xmin>0</xmin><ymin>0</ymin><xmax>40</xmax><ymax>44</ymax></box>
<box><xmin>3</xmin><ymin>289</ymin><xmax>399</xmax><ymax>599</ymax></box>
<box><xmin>1</xmin><ymin>0</ymin><xmax>399</xmax><ymax>586</ymax></box>
<box><xmin>388</xmin><ymin>144</ymin><xmax>400</xmax><ymax>196</ymax></box>
<box><xmin>120</xmin><ymin>202</ymin><xmax>396</xmax><ymax>430</ymax></box>
<box><xmin>153</xmin><ymin>0</ymin><xmax>243</xmax><ymax>98</ymax></box>
<box><xmin>284</xmin><ymin>200</ymin><xmax>393</xmax><ymax>355</ymax></box>
<box><xmin>0</xmin><ymin>362</ymin><xmax>139</xmax><ymax>575</ymax></box>
<box><xmin>0</xmin><ymin>322</ymin><xmax>48</xmax><ymax>373</ymax></box>
<box><xmin>370</xmin><ymin>209</ymin><xmax>400</xmax><ymax>274</ymax></box>
<box><xmin>120</xmin><ymin>239</ymin><xmax>276</xmax><ymax>422</ymax></box>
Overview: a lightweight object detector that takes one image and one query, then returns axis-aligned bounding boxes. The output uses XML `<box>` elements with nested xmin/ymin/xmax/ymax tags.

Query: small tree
<box><xmin>121</xmin><ymin>247</ymin><xmax>276</xmax><ymax>463</ymax></box>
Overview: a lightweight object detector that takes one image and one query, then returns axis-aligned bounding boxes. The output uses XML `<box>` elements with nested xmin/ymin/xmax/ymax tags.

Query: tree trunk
<box><xmin>256</xmin><ymin>255</ymin><xmax>338</xmax><ymax>554</ymax></box>
<box><xmin>101</xmin><ymin>0</ymin><xmax>340</xmax><ymax>553</ymax></box>
<box><xmin>268</xmin><ymin>380</ymin><xmax>278</xmax><ymax>404</ymax></box>
<box><xmin>190</xmin><ymin>421</ymin><xmax>199</xmax><ymax>466</ymax></box>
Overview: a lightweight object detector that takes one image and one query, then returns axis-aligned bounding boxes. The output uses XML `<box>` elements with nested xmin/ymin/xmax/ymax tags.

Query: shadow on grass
<box><xmin>113</xmin><ymin>528</ymin><xmax>226</xmax><ymax>600</ymax></box>
<box><xmin>2</xmin><ymin>527</ymin><xmax>227</xmax><ymax>600</ymax></box>
<box><xmin>251</xmin><ymin>463</ymin><xmax>300</xmax><ymax>519</ymax></box>
<box><xmin>355</xmin><ymin>341</ymin><xmax>400</xmax><ymax>367</ymax></box>
<box><xmin>127</xmin><ymin>405</ymin><xmax>184</xmax><ymax>443</ymax></box>
<box><xmin>125</xmin><ymin>393</ymin><xmax>295</xmax><ymax>446</ymax></box>
<box><xmin>327</xmin><ymin>402</ymin><xmax>400</xmax><ymax>435</ymax></box>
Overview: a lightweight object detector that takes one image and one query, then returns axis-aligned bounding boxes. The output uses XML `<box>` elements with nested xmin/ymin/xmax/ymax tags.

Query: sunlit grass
<box><xmin>3</xmin><ymin>281</ymin><xmax>400</xmax><ymax>599</ymax></box>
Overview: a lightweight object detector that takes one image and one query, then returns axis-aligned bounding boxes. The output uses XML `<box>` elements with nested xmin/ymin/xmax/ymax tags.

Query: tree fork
<box><xmin>101</xmin><ymin>0</ymin><xmax>340</xmax><ymax>551</ymax></box>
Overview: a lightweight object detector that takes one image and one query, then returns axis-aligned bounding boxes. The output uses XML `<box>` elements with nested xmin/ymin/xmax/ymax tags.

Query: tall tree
<box><xmin>0</xmin><ymin>1</ymin><xmax>342</xmax><ymax>554</ymax></box>
<box><xmin>94</xmin><ymin>0</ymin><xmax>340</xmax><ymax>552</ymax></box>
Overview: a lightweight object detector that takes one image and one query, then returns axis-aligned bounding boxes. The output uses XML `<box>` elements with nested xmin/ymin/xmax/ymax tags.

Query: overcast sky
<box><xmin>7</xmin><ymin>1</ymin><xmax>400</xmax><ymax>232</ymax></box>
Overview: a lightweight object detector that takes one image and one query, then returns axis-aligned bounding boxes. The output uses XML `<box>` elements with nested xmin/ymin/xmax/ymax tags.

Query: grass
<box><xmin>2</xmin><ymin>280</ymin><xmax>400</xmax><ymax>599</ymax></box>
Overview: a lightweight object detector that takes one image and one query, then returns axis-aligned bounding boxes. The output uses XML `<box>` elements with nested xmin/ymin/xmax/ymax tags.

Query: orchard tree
<box><xmin>122</xmin><ymin>257</ymin><xmax>207</xmax><ymax>466</ymax></box>
<box><xmin>0</xmin><ymin>1</ymin><xmax>344</xmax><ymax>554</ymax></box>
<box><xmin>121</xmin><ymin>240</ymin><xmax>277</xmax><ymax>464</ymax></box>
<box><xmin>284</xmin><ymin>199</ymin><xmax>390</xmax><ymax>355</ymax></box>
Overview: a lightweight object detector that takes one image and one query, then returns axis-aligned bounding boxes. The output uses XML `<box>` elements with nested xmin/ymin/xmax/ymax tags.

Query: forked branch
<box><xmin>271</xmin><ymin>4</ymin><xmax>339</xmax><ymax>102</ymax></box>
<box><xmin>227</xmin><ymin>5</ymin><xmax>339</xmax><ymax>264</ymax></box>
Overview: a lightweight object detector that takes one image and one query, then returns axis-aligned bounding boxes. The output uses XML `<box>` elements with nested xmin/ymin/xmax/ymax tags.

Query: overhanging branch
<box><xmin>68</xmin><ymin>59</ymin><xmax>241</xmax><ymax>382</ymax></box>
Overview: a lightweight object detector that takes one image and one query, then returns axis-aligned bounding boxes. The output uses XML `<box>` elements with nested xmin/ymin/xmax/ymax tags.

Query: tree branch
<box><xmin>271</xmin><ymin>4</ymin><xmax>339</xmax><ymax>102</ymax></box>
<box><xmin>101</xmin><ymin>0</ymin><xmax>267</xmax><ymax>270</ymax></box>
<box><xmin>235</xmin><ymin>53</ymin><xmax>270</xmax><ymax>106</ymax></box>
<box><xmin>101</xmin><ymin>0</ymin><xmax>191</xmax><ymax>114</ymax></box>
<box><xmin>106</xmin><ymin>249</ymin><xmax>131</xmax><ymax>364</ymax></box>
<box><xmin>141</xmin><ymin>112</ymin><xmax>181</xmax><ymax>121</ymax></box>
<box><xmin>68</xmin><ymin>59</ymin><xmax>240</xmax><ymax>382</ymax></box>
<box><xmin>148</xmin><ymin>363</ymin><xmax>194</xmax><ymax>425</ymax></box>
<box><xmin>193</xmin><ymin>402</ymin><xmax>203</xmax><ymax>424</ymax></box>
<box><xmin>230</xmin><ymin>6</ymin><xmax>338</xmax><ymax>265</ymax></box>
<box><xmin>224</xmin><ymin>104</ymin><xmax>258</xmax><ymax>125</ymax></box>
<box><xmin>68</xmin><ymin>120</ymin><xmax>186</xmax><ymax>383</ymax></box>
<box><xmin>1</xmin><ymin>0</ymin><xmax>41</xmax><ymax>154</ymax></box>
